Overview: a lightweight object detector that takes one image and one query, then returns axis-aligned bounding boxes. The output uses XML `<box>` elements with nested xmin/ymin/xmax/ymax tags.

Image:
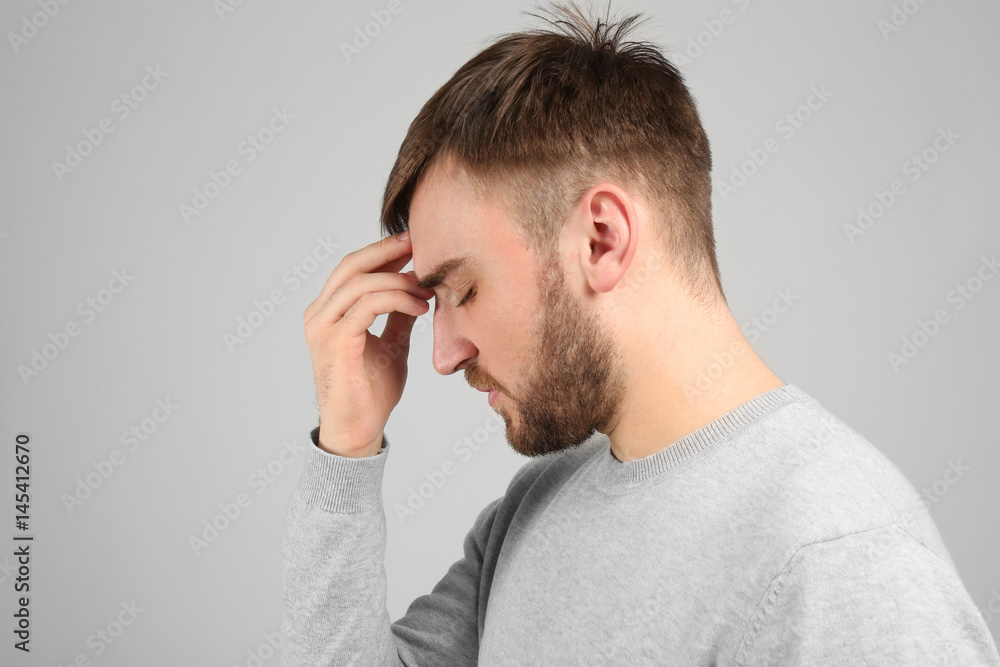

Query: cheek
<box><xmin>481</xmin><ymin>296</ymin><xmax>536</xmax><ymax>361</ymax></box>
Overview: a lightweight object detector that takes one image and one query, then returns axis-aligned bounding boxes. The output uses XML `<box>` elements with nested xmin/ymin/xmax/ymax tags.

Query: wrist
<box><xmin>314</xmin><ymin>428</ymin><xmax>384</xmax><ymax>458</ymax></box>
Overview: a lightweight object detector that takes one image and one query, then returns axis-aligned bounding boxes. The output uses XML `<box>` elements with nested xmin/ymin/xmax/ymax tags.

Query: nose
<box><xmin>431</xmin><ymin>305</ymin><xmax>477</xmax><ymax>375</ymax></box>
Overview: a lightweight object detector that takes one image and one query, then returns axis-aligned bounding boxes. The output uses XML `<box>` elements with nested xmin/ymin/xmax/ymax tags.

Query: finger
<box><xmin>337</xmin><ymin>289</ymin><xmax>430</xmax><ymax>340</ymax></box>
<box><xmin>306</xmin><ymin>233</ymin><xmax>415</xmax><ymax>322</ymax></box>
<box><xmin>379</xmin><ymin>269</ymin><xmax>430</xmax><ymax>352</ymax></box>
<box><xmin>305</xmin><ymin>271</ymin><xmax>433</xmax><ymax>329</ymax></box>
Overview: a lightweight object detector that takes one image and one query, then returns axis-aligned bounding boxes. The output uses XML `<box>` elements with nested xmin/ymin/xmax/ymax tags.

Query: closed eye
<box><xmin>457</xmin><ymin>287</ymin><xmax>476</xmax><ymax>308</ymax></box>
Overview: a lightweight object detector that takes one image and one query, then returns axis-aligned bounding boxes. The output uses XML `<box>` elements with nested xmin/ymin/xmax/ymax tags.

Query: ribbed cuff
<box><xmin>293</xmin><ymin>426</ymin><xmax>390</xmax><ymax>513</ymax></box>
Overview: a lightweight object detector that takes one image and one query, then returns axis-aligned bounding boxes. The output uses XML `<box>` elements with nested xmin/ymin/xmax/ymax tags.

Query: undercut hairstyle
<box><xmin>380</xmin><ymin>1</ymin><xmax>724</xmax><ymax>305</ymax></box>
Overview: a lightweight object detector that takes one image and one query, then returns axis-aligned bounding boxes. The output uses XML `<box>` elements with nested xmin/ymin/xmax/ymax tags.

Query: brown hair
<box><xmin>380</xmin><ymin>1</ymin><xmax>723</xmax><ymax>304</ymax></box>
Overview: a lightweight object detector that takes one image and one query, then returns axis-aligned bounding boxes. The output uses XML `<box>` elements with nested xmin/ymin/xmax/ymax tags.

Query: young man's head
<box><xmin>381</xmin><ymin>3</ymin><xmax>766</xmax><ymax>460</ymax></box>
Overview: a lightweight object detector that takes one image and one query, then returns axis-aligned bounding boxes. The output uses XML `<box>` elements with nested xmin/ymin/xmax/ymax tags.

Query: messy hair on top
<box><xmin>380</xmin><ymin>1</ymin><xmax>723</xmax><ymax>304</ymax></box>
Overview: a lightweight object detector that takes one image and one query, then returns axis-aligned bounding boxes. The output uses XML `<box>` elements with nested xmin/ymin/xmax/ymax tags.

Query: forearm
<box><xmin>280</xmin><ymin>431</ymin><xmax>402</xmax><ymax>667</ymax></box>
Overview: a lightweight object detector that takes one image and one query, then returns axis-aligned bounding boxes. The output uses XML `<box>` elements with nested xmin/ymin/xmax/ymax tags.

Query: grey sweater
<box><xmin>280</xmin><ymin>383</ymin><xmax>1000</xmax><ymax>665</ymax></box>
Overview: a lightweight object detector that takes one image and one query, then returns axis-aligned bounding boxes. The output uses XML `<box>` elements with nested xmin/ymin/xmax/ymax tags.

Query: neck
<box><xmin>606</xmin><ymin>296</ymin><xmax>784</xmax><ymax>463</ymax></box>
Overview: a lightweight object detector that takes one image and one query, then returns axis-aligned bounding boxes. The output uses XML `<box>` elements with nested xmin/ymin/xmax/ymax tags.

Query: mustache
<box><xmin>465</xmin><ymin>367</ymin><xmax>498</xmax><ymax>391</ymax></box>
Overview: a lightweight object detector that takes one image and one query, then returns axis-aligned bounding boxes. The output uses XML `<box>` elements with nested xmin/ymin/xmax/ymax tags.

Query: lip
<box><xmin>473</xmin><ymin>386</ymin><xmax>500</xmax><ymax>407</ymax></box>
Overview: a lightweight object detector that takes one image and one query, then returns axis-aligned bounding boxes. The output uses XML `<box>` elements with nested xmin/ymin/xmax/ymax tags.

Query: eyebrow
<box><xmin>416</xmin><ymin>255</ymin><xmax>476</xmax><ymax>291</ymax></box>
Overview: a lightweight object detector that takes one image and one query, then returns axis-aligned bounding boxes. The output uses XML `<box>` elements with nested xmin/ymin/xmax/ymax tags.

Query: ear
<box><xmin>564</xmin><ymin>182</ymin><xmax>638</xmax><ymax>295</ymax></box>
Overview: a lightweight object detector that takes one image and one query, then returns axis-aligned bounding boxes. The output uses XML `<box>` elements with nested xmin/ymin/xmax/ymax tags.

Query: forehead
<box><xmin>408</xmin><ymin>159</ymin><xmax>516</xmax><ymax>283</ymax></box>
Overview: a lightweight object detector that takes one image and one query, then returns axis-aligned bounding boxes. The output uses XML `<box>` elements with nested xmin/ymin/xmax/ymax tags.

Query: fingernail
<box><xmin>397</xmin><ymin>230</ymin><xmax>409</xmax><ymax>242</ymax></box>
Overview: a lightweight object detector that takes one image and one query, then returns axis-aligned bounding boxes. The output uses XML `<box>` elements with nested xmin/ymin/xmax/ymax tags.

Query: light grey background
<box><xmin>2</xmin><ymin>0</ymin><xmax>998</xmax><ymax>664</ymax></box>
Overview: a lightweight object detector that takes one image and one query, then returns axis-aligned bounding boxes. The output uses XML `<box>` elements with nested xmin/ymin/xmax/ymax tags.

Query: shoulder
<box><xmin>733</xmin><ymin>523</ymin><xmax>999</xmax><ymax>666</ymax></box>
<box><xmin>741</xmin><ymin>389</ymin><xmax>952</xmax><ymax>565</ymax></box>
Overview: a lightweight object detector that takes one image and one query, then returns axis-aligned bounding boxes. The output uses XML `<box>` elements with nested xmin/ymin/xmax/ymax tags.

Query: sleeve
<box><xmin>280</xmin><ymin>426</ymin><xmax>500</xmax><ymax>667</ymax></box>
<box><xmin>733</xmin><ymin>522</ymin><xmax>1000</xmax><ymax>666</ymax></box>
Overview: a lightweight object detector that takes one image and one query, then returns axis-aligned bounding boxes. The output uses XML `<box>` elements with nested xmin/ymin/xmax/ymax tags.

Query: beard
<box><xmin>468</xmin><ymin>255</ymin><xmax>629</xmax><ymax>458</ymax></box>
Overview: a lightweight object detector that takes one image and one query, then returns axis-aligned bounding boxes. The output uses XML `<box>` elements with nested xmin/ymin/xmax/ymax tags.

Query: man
<box><xmin>282</xmin><ymin>3</ymin><xmax>1000</xmax><ymax>664</ymax></box>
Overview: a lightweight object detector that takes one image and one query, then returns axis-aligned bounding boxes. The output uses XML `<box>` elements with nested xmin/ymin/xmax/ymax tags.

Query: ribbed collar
<box><xmin>593</xmin><ymin>383</ymin><xmax>808</xmax><ymax>490</ymax></box>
